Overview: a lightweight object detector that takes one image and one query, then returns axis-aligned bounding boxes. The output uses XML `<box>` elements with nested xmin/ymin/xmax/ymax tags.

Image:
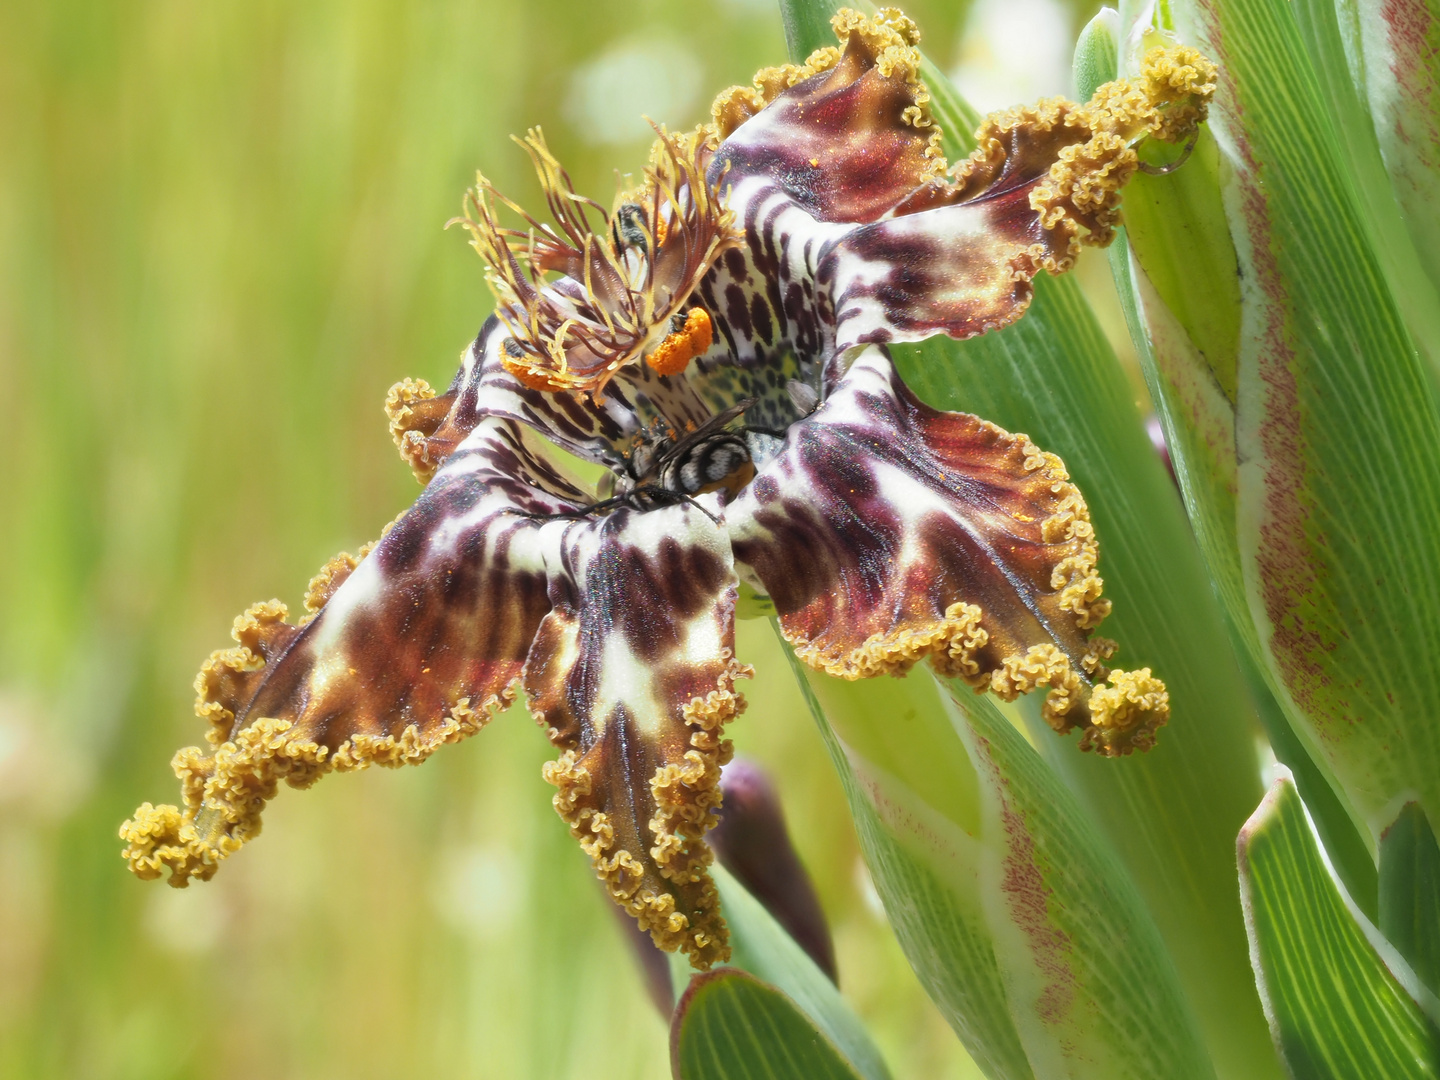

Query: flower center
<box><xmin>455</xmin><ymin>127</ymin><xmax>738</xmax><ymax>399</ymax></box>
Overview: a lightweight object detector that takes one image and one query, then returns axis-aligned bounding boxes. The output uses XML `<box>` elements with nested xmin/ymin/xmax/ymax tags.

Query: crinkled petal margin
<box><xmin>707</xmin><ymin>9</ymin><xmax>1215</xmax><ymax>379</ymax></box>
<box><xmin>525</xmin><ymin>497</ymin><xmax>750</xmax><ymax>968</ymax></box>
<box><xmin>122</xmin><ymin>401</ymin><xmax>754</xmax><ymax>966</ymax></box>
<box><xmin>120</xmin><ymin>415</ymin><xmax>586</xmax><ymax>884</ymax></box>
<box><xmin>727</xmin><ymin>347</ymin><xmax>1167</xmax><ymax>756</ymax></box>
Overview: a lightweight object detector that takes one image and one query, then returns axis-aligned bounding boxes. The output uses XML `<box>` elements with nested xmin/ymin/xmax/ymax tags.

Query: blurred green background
<box><xmin>0</xmin><ymin>1</ymin><xmax>1126</xmax><ymax>1076</ymax></box>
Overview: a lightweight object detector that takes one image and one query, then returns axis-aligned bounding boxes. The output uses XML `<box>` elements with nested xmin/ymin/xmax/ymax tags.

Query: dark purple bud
<box><xmin>710</xmin><ymin>757</ymin><xmax>838</xmax><ymax>983</ymax></box>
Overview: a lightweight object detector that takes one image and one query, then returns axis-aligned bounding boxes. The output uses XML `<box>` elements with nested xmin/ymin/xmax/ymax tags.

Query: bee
<box><xmin>610</xmin><ymin>202</ymin><xmax>649</xmax><ymax>256</ymax></box>
<box><xmin>525</xmin><ymin>399</ymin><xmax>770</xmax><ymax>524</ymax></box>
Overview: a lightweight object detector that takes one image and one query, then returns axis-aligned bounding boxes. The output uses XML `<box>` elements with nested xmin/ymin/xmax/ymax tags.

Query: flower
<box><xmin>121</xmin><ymin>9</ymin><xmax>1213</xmax><ymax>969</ymax></box>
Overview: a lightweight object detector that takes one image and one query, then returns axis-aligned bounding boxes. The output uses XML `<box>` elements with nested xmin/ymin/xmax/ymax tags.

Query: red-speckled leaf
<box><xmin>1133</xmin><ymin>0</ymin><xmax>1440</xmax><ymax>844</ymax></box>
<box><xmin>1352</xmin><ymin>0</ymin><xmax>1440</xmax><ymax>295</ymax></box>
<box><xmin>790</xmin><ymin>646</ymin><xmax>1215</xmax><ymax>1080</ymax></box>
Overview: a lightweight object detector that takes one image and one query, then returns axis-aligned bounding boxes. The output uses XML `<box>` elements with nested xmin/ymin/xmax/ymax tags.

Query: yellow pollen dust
<box><xmin>646</xmin><ymin>308</ymin><xmax>713</xmax><ymax>377</ymax></box>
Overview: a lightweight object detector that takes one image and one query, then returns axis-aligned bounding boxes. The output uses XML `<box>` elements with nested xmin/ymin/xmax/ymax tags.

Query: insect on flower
<box><xmin>121</xmin><ymin>9</ymin><xmax>1215</xmax><ymax>969</ymax></box>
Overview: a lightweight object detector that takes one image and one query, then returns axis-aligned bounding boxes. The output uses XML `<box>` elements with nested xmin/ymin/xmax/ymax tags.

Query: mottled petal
<box><xmin>706</xmin><ymin>8</ymin><xmax>1215</xmax><ymax>384</ymax></box>
<box><xmin>524</xmin><ymin>500</ymin><xmax>750</xmax><ymax>968</ymax></box>
<box><xmin>120</xmin><ymin>417</ymin><xmax>585</xmax><ymax>885</ymax></box>
<box><xmin>727</xmin><ymin>347</ymin><xmax>1167</xmax><ymax>756</ymax></box>
<box><xmin>827</xmin><ymin>47</ymin><xmax>1216</xmax><ymax>354</ymax></box>
<box><xmin>711</xmin><ymin>8</ymin><xmax>944</xmax><ymax>223</ymax></box>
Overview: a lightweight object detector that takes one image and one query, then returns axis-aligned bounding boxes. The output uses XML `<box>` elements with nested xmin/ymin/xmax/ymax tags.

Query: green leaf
<box><xmin>1239</xmin><ymin>771</ymin><xmax>1440</xmax><ymax>1078</ymax></box>
<box><xmin>938</xmin><ymin>679</ymin><xmax>1215</xmax><ymax>1080</ymax></box>
<box><xmin>779</xmin><ymin>0</ymin><xmax>835</xmax><ymax>62</ymax></box>
<box><xmin>1072</xmin><ymin>8</ymin><xmax>1121</xmax><ymax>102</ymax></box>
<box><xmin>1126</xmin><ymin>0</ymin><xmax>1440</xmax><ymax>846</ymax></box>
<box><xmin>773</xmin><ymin>1</ymin><xmax>1279</xmax><ymax>1074</ymax></box>
<box><xmin>1338</xmin><ymin>0</ymin><xmax>1440</xmax><ymax>300</ymax></box>
<box><xmin>1101</xmin><ymin>5</ymin><xmax>1380</xmax><ymax>917</ymax></box>
<box><xmin>1106</xmin><ymin>229</ymin><xmax>1379</xmax><ymax>916</ymax></box>
<box><xmin>790</xmin><ymin>638</ymin><xmax>1217</xmax><ymax>1080</ymax></box>
<box><xmin>1122</xmin><ymin>131</ymin><xmax>1241</xmax><ymax>401</ymax></box>
<box><xmin>1380</xmin><ymin>803</ymin><xmax>1440</xmax><ymax>996</ymax></box>
<box><xmin>671</xmin><ymin>969</ymin><xmax>865</xmax><ymax>1080</ymax></box>
<box><xmin>785</xmin><ymin>656</ymin><xmax>1032</xmax><ymax>1080</ymax></box>
<box><xmin>1288</xmin><ymin>0</ymin><xmax>1440</xmax><ymax>362</ymax></box>
<box><xmin>901</xmin><ymin>79</ymin><xmax>1283</xmax><ymax>1080</ymax></box>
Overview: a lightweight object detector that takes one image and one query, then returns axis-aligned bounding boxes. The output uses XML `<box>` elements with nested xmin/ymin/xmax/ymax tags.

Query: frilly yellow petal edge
<box><xmin>710</xmin><ymin>7</ymin><xmax>946</xmax><ymax>182</ymax></box>
<box><xmin>713</xmin><ymin>7</ymin><xmax>1215</xmax><ymax>282</ymax></box>
<box><xmin>783</xmin><ymin>431</ymin><xmax>1169</xmax><ymax>758</ymax></box>
<box><xmin>542</xmin><ymin>655</ymin><xmax>749</xmax><ymax>970</ymax></box>
<box><xmin>119</xmin><ymin>547</ymin><xmax>507</xmax><ymax>886</ymax></box>
<box><xmin>995</xmin><ymin>44</ymin><xmax>1218</xmax><ymax>271</ymax></box>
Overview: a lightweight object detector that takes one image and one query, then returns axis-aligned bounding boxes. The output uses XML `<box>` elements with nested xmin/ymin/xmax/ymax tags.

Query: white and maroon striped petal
<box><xmin>727</xmin><ymin>348</ymin><xmax>1167</xmax><ymax>756</ymax></box>
<box><xmin>711</xmin><ymin>10</ymin><xmax>944</xmax><ymax>225</ymax></box>
<box><xmin>695</xmin><ymin>13</ymin><xmax>1215</xmax><ymax>394</ymax></box>
<box><xmin>121</xmin><ymin>417</ymin><xmax>586</xmax><ymax>885</ymax></box>
<box><xmin>524</xmin><ymin>499</ymin><xmax>750</xmax><ymax>969</ymax></box>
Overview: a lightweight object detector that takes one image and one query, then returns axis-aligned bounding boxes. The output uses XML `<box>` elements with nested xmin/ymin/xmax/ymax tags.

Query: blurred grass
<box><xmin>0</xmin><ymin>1</ymin><xmax>999</xmax><ymax>1077</ymax></box>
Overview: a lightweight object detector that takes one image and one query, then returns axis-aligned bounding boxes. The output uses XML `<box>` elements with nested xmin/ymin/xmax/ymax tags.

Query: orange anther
<box><xmin>501</xmin><ymin>353</ymin><xmax>568</xmax><ymax>392</ymax></box>
<box><xmin>646</xmin><ymin>308</ymin><xmax>713</xmax><ymax>377</ymax></box>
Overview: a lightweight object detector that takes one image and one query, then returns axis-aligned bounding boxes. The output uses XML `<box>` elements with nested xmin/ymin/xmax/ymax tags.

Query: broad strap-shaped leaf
<box><xmin>1239</xmin><ymin>771</ymin><xmax>1440</xmax><ymax>1077</ymax></box>
<box><xmin>670</xmin><ymin>969</ymin><xmax>864</xmax><ymax>1080</ymax></box>
<box><xmin>785</xmin><ymin>658</ymin><xmax>1034</xmax><ymax>1080</ymax></box>
<box><xmin>1287</xmin><ymin>0</ymin><xmax>1440</xmax><ymax>355</ymax></box>
<box><xmin>790</xmin><ymin>641</ymin><xmax>1216</xmax><ymax>1080</ymax></box>
<box><xmin>1347</xmin><ymin>0</ymin><xmax>1440</xmax><ymax>299</ymax></box>
<box><xmin>939</xmin><ymin>676</ymin><xmax>1214</xmax><ymax>1080</ymax></box>
<box><xmin>670</xmin><ymin>863</ymin><xmax>891</xmax><ymax>1080</ymax></box>
<box><xmin>1380</xmin><ymin>802</ymin><xmax>1440</xmax><ymax>997</ymax></box>
<box><xmin>1151</xmin><ymin>0</ymin><xmax>1440</xmax><ymax>842</ymax></box>
<box><xmin>1094</xmin><ymin>13</ymin><xmax>1381</xmax><ymax>914</ymax></box>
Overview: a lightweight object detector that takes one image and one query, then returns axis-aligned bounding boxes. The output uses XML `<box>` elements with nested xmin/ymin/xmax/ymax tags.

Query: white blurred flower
<box><xmin>564</xmin><ymin>38</ymin><xmax>703</xmax><ymax>146</ymax></box>
<box><xmin>0</xmin><ymin>691</ymin><xmax>92</xmax><ymax>820</ymax></box>
<box><xmin>950</xmin><ymin>0</ymin><xmax>1073</xmax><ymax>114</ymax></box>
<box><xmin>433</xmin><ymin>843</ymin><xmax>525</xmax><ymax>940</ymax></box>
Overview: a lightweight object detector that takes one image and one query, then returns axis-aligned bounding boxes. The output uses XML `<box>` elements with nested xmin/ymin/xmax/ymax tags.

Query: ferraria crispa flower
<box><xmin>121</xmin><ymin>9</ymin><xmax>1212</xmax><ymax>968</ymax></box>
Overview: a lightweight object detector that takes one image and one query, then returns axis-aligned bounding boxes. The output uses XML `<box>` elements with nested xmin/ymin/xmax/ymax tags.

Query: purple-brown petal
<box><xmin>727</xmin><ymin>348</ymin><xmax>1167</xmax><ymax>754</ymax></box>
<box><xmin>705</xmin><ymin>11</ymin><xmax>1215</xmax><ymax>383</ymax></box>
<box><xmin>119</xmin><ymin>417</ymin><xmax>584</xmax><ymax>885</ymax></box>
<box><xmin>712</xmin><ymin>9</ymin><xmax>944</xmax><ymax>224</ymax></box>
<box><xmin>523</xmin><ymin>500</ymin><xmax>751</xmax><ymax>969</ymax></box>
